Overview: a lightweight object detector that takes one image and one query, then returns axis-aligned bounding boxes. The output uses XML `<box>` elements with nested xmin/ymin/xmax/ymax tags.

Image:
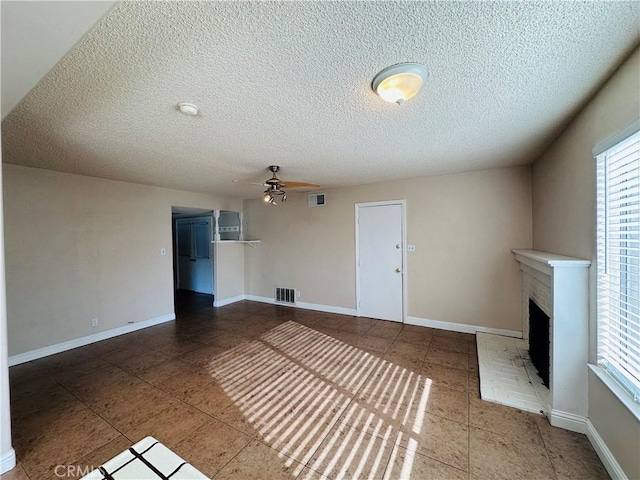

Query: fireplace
<box><xmin>528</xmin><ymin>299</ymin><xmax>550</xmax><ymax>388</ymax></box>
<box><xmin>512</xmin><ymin>249</ymin><xmax>590</xmax><ymax>433</ymax></box>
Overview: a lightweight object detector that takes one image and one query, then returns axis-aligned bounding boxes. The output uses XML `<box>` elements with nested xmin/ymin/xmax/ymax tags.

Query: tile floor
<box><xmin>2</xmin><ymin>297</ymin><xmax>609</xmax><ymax>480</ymax></box>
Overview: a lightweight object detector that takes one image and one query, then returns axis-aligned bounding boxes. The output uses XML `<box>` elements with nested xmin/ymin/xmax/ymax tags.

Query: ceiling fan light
<box><xmin>372</xmin><ymin>63</ymin><xmax>428</xmax><ymax>105</ymax></box>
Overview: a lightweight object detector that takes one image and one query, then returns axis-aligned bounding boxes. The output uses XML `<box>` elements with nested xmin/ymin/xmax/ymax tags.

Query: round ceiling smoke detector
<box><xmin>177</xmin><ymin>102</ymin><xmax>199</xmax><ymax>116</ymax></box>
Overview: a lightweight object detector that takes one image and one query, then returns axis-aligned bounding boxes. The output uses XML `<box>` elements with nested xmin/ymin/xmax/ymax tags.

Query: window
<box><xmin>596</xmin><ymin>128</ymin><xmax>640</xmax><ymax>403</ymax></box>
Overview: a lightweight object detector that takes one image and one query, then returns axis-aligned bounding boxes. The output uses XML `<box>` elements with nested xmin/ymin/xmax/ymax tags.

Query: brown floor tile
<box><xmin>18</xmin><ymin>411</ymin><xmax>119</xmax><ymax>480</ymax></box>
<box><xmin>154</xmin><ymin>365</ymin><xmax>216</xmax><ymax>399</ymax></box>
<box><xmin>213</xmin><ymin>439</ymin><xmax>304</xmax><ymax>480</ymax></box>
<box><xmin>425</xmin><ymin>347</ymin><xmax>468</xmax><ymax>371</ymax></box>
<box><xmin>368</xmin><ymin>323</ymin><xmax>402</xmax><ymax>340</ymax></box>
<box><xmin>60</xmin><ymin>365</ymin><xmax>144</xmax><ymax>405</ymax></box>
<box><xmin>315</xmin><ymin>316</ymin><xmax>349</xmax><ymax>331</ymax></box>
<box><xmin>307</xmin><ymin>422</ymin><xmax>395</xmax><ymax>480</ymax></box>
<box><xmin>181</xmin><ymin>380</ymin><xmax>237</xmax><ymax>415</ymax></box>
<box><xmin>9</xmin><ymin>375</ymin><xmax>59</xmax><ymax>401</ymax></box>
<box><xmin>381</xmin><ymin>351</ymin><xmax>424</xmax><ymax>372</ymax></box>
<box><xmin>395</xmin><ymin>328</ymin><xmax>433</xmax><ymax>346</ymax></box>
<box><xmin>433</xmin><ymin>330</ymin><xmax>474</xmax><ymax>341</ymax></box>
<box><xmin>535</xmin><ymin>416</ymin><xmax>610</xmax><ymax>480</ymax></box>
<box><xmin>12</xmin><ymin>397</ymin><xmax>92</xmax><ymax>450</ymax></box>
<box><xmin>135</xmin><ymin>358</ymin><xmax>197</xmax><ymax>385</ymax></box>
<box><xmin>106</xmin><ymin>349</ymin><xmax>174</xmax><ymax>376</ymax></box>
<box><xmin>173</xmin><ymin>419</ymin><xmax>252</xmax><ymax>478</ymax></box>
<box><xmin>124</xmin><ymin>401</ymin><xmax>211</xmax><ymax>447</ymax></box>
<box><xmin>336</xmin><ymin>398</ymin><xmax>403</xmax><ymax>444</ymax></box>
<box><xmin>396</xmin><ymin>411</ymin><xmax>468</xmax><ymax>471</ymax></box>
<box><xmin>384</xmin><ymin>444</ymin><xmax>468</xmax><ymax>480</ymax></box>
<box><xmin>9</xmin><ymin>362</ymin><xmax>52</xmax><ymax>387</ymax></box>
<box><xmin>0</xmin><ymin>464</ymin><xmax>30</xmax><ymax>480</ymax></box>
<box><xmin>179</xmin><ymin>344</ymin><xmax>228</xmax><ymax>366</ymax></box>
<box><xmin>67</xmin><ymin>436</ymin><xmax>133</xmax><ymax>479</ymax></box>
<box><xmin>296</xmin><ymin>466</ymin><xmax>331</xmax><ymax>480</ymax></box>
<box><xmin>356</xmin><ymin>335</ymin><xmax>394</xmax><ymax>354</ymax></box>
<box><xmin>260</xmin><ymin>392</ymin><xmax>349</xmax><ymax>465</ymax></box>
<box><xmin>387</xmin><ymin>340</ymin><xmax>428</xmax><ymax>360</ymax></box>
<box><xmin>10</xmin><ymin>379</ymin><xmax>72</xmax><ymax>413</ymax></box>
<box><xmin>91</xmin><ymin>385</ymin><xmax>178</xmax><ymax>432</ymax></box>
<box><xmin>470</xmin><ymin>426</ymin><xmax>555</xmax><ymax>480</ymax></box>
<box><xmin>468</xmin><ymin>373</ymin><xmax>481</xmax><ymax>399</ymax></box>
<box><xmin>213</xmin><ymin>403</ymin><xmax>260</xmax><ymax>437</ymax></box>
<box><xmin>469</xmin><ymin>396</ymin><xmax>543</xmax><ymax>445</ymax></box>
<box><xmin>97</xmin><ymin>342</ymin><xmax>149</xmax><ymax>363</ymax></box>
<box><xmin>429</xmin><ymin>335</ymin><xmax>470</xmax><ymax>354</ymax></box>
<box><xmin>421</xmin><ymin>361</ymin><xmax>468</xmax><ymax>393</ymax></box>
<box><xmin>357</xmin><ymin>360</ymin><xmax>423</xmax><ymax>415</ymax></box>
<box><xmin>325</xmin><ymin>330</ymin><xmax>362</xmax><ymax>346</ymax></box>
<box><xmin>422</xmin><ymin>384</ymin><xmax>468</xmax><ymax>424</ymax></box>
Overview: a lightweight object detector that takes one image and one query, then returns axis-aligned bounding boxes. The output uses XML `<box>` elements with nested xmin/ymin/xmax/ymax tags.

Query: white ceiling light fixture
<box><xmin>177</xmin><ymin>102</ymin><xmax>199</xmax><ymax>116</ymax></box>
<box><xmin>372</xmin><ymin>63</ymin><xmax>428</xmax><ymax>105</ymax></box>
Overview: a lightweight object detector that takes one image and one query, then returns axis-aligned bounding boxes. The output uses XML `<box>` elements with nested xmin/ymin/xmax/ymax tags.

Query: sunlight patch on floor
<box><xmin>205</xmin><ymin>321</ymin><xmax>432</xmax><ymax>479</ymax></box>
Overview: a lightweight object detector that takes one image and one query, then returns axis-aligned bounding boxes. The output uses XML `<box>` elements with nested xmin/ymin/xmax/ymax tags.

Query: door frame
<box><xmin>174</xmin><ymin>215</ymin><xmax>214</xmax><ymax>295</ymax></box>
<box><xmin>355</xmin><ymin>200</ymin><xmax>407</xmax><ymax>323</ymax></box>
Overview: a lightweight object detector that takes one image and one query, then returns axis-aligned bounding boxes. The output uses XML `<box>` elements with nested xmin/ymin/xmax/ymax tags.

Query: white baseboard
<box><xmin>585</xmin><ymin>419</ymin><xmax>629</xmax><ymax>480</ymax></box>
<box><xmin>245</xmin><ymin>295</ymin><xmax>357</xmax><ymax>316</ymax></box>
<box><xmin>214</xmin><ymin>294</ymin><xmax>246</xmax><ymax>307</ymax></box>
<box><xmin>0</xmin><ymin>448</ymin><xmax>16</xmax><ymax>475</ymax></box>
<box><xmin>549</xmin><ymin>409</ymin><xmax>587</xmax><ymax>434</ymax></box>
<box><xmin>8</xmin><ymin>313</ymin><xmax>176</xmax><ymax>367</ymax></box>
<box><xmin>406</xmin><ymin>316</ymin><xmax>522</xmax><ymax>338</ymax></box>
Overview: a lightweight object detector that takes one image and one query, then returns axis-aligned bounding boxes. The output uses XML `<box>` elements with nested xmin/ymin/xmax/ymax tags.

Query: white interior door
<box><xmin>176</xmin><ymin>217</ymin><xmax>213</xmax><ymax>294</ymax></box>
<box><xmin>357</xmin><ymin>202</ymin><xmax>404</xmax><ymax>322</ymax></box>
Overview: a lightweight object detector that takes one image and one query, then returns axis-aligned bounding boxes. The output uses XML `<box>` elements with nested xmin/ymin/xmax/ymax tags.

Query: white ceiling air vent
<box><xmin>308</xmin><ymin>193</ymin><xmax>326</xmax><ymax>207</ymax></box>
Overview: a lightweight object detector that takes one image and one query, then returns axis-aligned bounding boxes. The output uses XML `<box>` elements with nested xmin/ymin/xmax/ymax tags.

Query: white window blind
<box><xmin>596</xmin><ymin>129</ymin><xmax>640</xmax><ymax>403</ymax></box>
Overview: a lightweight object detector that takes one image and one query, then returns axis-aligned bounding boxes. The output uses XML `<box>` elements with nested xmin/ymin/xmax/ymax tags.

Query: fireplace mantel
<box><xmin>513</xmin><ymin>249</ymin><xmax>591</xmax><ymax>273</ymax></box>
<box><xmin>512</xmin><ymin>249</ymin><xmax>591</xmax><ymax>433</ymax></box>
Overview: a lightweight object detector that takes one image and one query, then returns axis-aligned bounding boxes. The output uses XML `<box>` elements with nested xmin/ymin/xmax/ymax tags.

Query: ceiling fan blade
<box><xmin>282</xmin><ymin>181</ymin><xmax>321</xmax><ymax>188</ymax></box>
<box><xmin>233</xmin><ymin>180</ymin><xmax>267</xmax><ymax>186</ymax></box>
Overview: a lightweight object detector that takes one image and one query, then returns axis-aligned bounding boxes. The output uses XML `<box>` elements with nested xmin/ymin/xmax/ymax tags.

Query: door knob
<box><xmin>395</xmin><ymin>268</ymin><xmax>401</xmax><ymax>273</ymax></box>
<box><xmin>396</xmin><ymin>244</ymin><xmax>401</xmax><ymax>249</ymax></box>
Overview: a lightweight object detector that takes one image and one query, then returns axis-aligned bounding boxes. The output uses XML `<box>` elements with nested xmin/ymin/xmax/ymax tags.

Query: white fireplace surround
<box><xmin>512</xmin><ymin>249</ymin><xmax>591</xmax><ymax>433</ymax></box>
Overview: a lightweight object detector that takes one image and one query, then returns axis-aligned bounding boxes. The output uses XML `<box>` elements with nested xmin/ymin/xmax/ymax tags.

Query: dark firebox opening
<box><xmin>529</xmin><ymin>299</ymin><xmax>550</xmax><ymax>388</ymax></box>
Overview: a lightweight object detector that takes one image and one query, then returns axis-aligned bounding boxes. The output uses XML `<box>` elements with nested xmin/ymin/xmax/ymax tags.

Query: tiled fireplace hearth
<box><xmin>511</xmin><ymin>249</ymin><xmax>591</xmax><ymax>432</ymax></box>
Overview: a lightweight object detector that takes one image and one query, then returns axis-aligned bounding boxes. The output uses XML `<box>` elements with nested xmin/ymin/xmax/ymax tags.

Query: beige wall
<box><xmin>215</xmin><ymin>243</ymin><xmax>245</xmax><ymax>302</ymax></box>
<box><xmin>244</xmin><ymin>165</ymin><xmax>532</xmax><ymax>332</ymax></box>
<box><xmin>3</xmin><ymin>164</ymin><xmax>242</xmax><ymax>356</ymax></box>
<box><xmin>531</xmin><ymin>46</ymin><xmax>640</xmax><ymax>479</ymax></box>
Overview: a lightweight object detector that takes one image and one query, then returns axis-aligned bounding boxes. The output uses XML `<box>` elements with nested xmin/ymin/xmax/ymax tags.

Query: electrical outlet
<box><xmin>408</xmin><ymin>245</ymin><xmax>416</xmax><ymax>252</ymax></box>
<box><xmin>91</xmin><ymin>318</ymin><xmax>98</xmax><ymax>327</ymax></box>
<box><xmin>296</xmin><ymin>290</ymin><xmax>301</xmax><ymax>298</ymax></box>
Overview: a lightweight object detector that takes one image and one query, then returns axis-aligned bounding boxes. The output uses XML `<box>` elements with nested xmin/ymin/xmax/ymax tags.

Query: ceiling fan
<box><xmin>238</xmin><ymin>166</ymin><xmax>320</xmax><ymax>204</ymax></box>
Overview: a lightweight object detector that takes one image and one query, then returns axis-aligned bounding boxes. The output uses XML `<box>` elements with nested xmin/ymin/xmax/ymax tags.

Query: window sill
<box><xmin>588</xmin><ymin>364</ymin><xmax>640</xmax><ymax>422</ymax></box>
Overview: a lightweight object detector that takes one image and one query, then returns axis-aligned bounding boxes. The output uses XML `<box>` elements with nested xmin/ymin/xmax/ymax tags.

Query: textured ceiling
<box><xmin>0</xmin><ymin>1</ymin><xmax>115</xmax><ymax>119</ymax></box>
<box><xmin>2</xmin><ymin>1</ymin><xmax>639</xmax><ymax>199</ymax></box>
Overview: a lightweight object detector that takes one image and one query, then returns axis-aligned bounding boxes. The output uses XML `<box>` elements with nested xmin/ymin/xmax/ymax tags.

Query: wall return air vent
<box><xmin>275</xmin><ymin>287</ymin><xmax>296</xmax><ymax>305</ymax></box>
<box><xmin>308</xmin><ymin>193</ymin><xmax>326</xmax><ymax>207</ymax></box>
